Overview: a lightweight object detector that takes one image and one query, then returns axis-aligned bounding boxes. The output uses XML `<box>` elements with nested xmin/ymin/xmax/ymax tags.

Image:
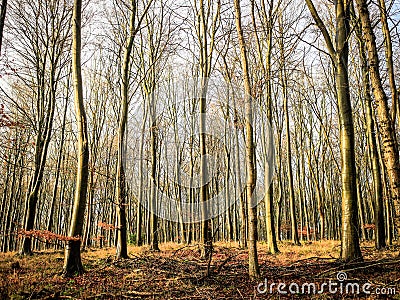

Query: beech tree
<box><xmin>277</xmin><ymin>12</ymin><xmax>300</xmax><ymax>246</ymax></box>
<box><xmin>355</xmin><ymin>0</ymin><xmax>400</xmax><ymax>233</ymax></box>
<box><xmin>233</xmin><ymin>0</ymin><xmax>261</xmax><ymax>278</ymax></box>
<box><xmin>193</xmin><ymin>0</ymin><xmax>221</xmax><ymax>259</ymax></box>
<box><xmin>354</xmin><ymin>18</ymin><xmax>385</xmax><ymax>250</ymax></box>
<box><xmin>305</xmin><ymin>0</ymin><xmax>362</xmax><ymax>261</ymax></box>
<box><xmin>250</xmin><ymin>0</ymin><xmax>279</xmax><ymax>254</ymax></box>
<box><xmin>8</xmin><ymin>0</ymin><xmax>73</xmax><ymax>256</ymax></box>
<box><xmin>115</xmin><ymin>0</ymin><xmax>154</xmax><ymax>259</ymax></box>
<box><xmin>63</xmin><ymin>0</ymin><xmax>89</xmax><ymax>276</ymax></box>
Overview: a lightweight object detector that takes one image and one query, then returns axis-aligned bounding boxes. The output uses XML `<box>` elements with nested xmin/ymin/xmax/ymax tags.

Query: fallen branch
<box><xmin>129</xmin><ymin>276</ymin><xmax>194</xmax><ymax>282</ymax></box>
<box><xmin>317</xmin><ymin>259</ymin><xmax>400</xmax><ymax>277</ymax></box>
<box><xmin>339</xmin><ymin>259</ymin><xmax>400</xmax><ymax>274</ymax></box>
<box><xmin>288</xmin><ymin>256</ymin><xmax>336</xmax><ymax>267</ymax></box>
<box><xmin>172</xmin><ymin>244</ymin><xmax>200</xmax><ymax>256</ymax></box>
<box><xmin>126</xmin><ymin>290</ymin><xmax>164</xmax><ymax>296</ymax></box>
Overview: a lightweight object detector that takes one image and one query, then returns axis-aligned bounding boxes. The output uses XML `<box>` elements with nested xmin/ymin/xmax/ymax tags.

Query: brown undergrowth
<box><xmin>0</xmin><ymin>241</ymin><xmax>399</xmax><ymax>299</ymax></box>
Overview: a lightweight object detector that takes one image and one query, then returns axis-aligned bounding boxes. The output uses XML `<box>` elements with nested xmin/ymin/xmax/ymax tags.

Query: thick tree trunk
<box><xmin>305</xmin><ymin>0</ymin><xmax>362</xmax><ymax>261</ymax></box>
<box><xmin>355</xmin><ymin>0</ymin><xmax>400</xmax><ymax>231</ymax></box>
<box><xmin>357</xmin><ymin>32</ymin><xmax>386</xmax><ymax>249</ymax></box>
<box><xmin>335</xmin><ymin>1</ymin><xmax>362</xmax><ymax>262</ymax></box>
<box><xmin>63</xmin><ymin>0</ymin><xmax>89</xmax><ymax>277</ymax></box>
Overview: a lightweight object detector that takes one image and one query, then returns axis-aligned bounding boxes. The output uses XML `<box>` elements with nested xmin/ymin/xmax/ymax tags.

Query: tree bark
<box><xmin>251</xmin><ymin>0</ymin><xmax>279</xmax><ymax>254</ymax></box>
<box><xmin>377</xmin><ymin>0</ymin><xmax>398</xmax><ymax>129</ymax></box>
<box><xmin>233</xmin><ymin>0</ymin><xmax>260</xmax><ymax>278</ymax></box>
<box><xmin>195</xmin><ymin>0</ymin><xmax>220</xmax><ymax>259</ymax></box>
<box><xmin>305</xmin><ymin>0</ymin><xmax>362</xmax><ymax>261</ymax></box>
<box><xmin>115</xmin><ymin>0</ymin><xmax>141</xmax><ymax>259</ymax></box>
<box><xmin>355</xmin><ymin>0</ymin><xmax>400</xmax><ymax>231</ymax></box>
<box><xmin>278</xmin><ymin>17</ymin><xmax>300</xmax><ymax>245</ymax></box>
<box><xmin>356</xmin><ymin>27</ymin><xmax>386</xmax><ymax>249</ymax></box>
<box><xmin>63</xmin><ymin>0</ymin><xmax>89</xmax><ymax>277</ymax></box>
<box><xmin>149</xmin><ymin>92</ymin><xmax>159</xmax><ymax>251</ymax></box>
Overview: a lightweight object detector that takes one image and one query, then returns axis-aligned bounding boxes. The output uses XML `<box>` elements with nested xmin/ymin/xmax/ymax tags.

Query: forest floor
<box><xmin>0</xmin><ymin>240</ymin><xmax>399</xmax><ymax>299</ymax></box>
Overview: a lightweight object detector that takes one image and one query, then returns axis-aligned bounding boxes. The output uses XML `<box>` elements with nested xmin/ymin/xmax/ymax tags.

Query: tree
<box><xmin>194</xmin><ymin>0</ymin><xmax>221</xmax><ymax>259</ymax></box>
<box><xmin>250</xmin><ymin>0</ymin><xmax>279</xmax><ymax>254</ymax></box>
<box><xmin>137</xmin><ymin>0</ymin><xmax>173</xmax><ymax>251</ymax></box>
<box><xmin>354</xmin><ymin>19</ymin><xmax>385</xmax><ymax>250</ymax></box>
<box><xmin>62</xmin><ymin>0</ymin><xmax>89</xmax><ymax>276</ymax></box>
<box><xmin>16</xmin><ymin>0</ymin><xmax>72</xmax><ymax>255</ymax></box>
<box><xmin>277</xmin><ymin>12</ymin><xmax>300</xmax><ymax>246</ymax></box>
<box><xmin>233</xmin><ymin>0</ymin><xmax>260</xmax><ymax>278</ymax></box>
<box><xmin>115</xmin><ymin>0</ymin><xmax>152</xmax><ymax>258</ymax></box>
<box><xmin>355</xmin><ymin>0</ymin><xmax>400</xmax><ymax>232</ymax></box>
<box><xmin>305</xmin><ymin>0</ymin><xmax>362</xmax><ymax>261</ymax></box>
<box><xmin>115</xmin><ymin>0</ymin><xmax>138</xmax><ymax>260</ymax></box>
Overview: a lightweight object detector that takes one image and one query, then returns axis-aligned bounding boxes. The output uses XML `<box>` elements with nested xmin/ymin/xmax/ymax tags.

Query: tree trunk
<box><xmin>335</xmin><ymin>1</ymin><xmax>362</xmax><ymax>262</ymax></box>
<box><xmin>356</xmin><ymin>172</ymin><xmax>367</xmax><ymax>240</ymax></box>
<box><xmin>20</xmin><ymin>63</ymin><xmax>57</xmax><ymax>255</ymax></box>
<box><xmin>136</xmin><ymin>101</ymin><xmax>148</xmax><ymax>247</ymax></box>
<box><xmin>355</xmin><ymin>0</ymin><xmax>400</xmax><ymax>231</ymax></box>
<box><xmin>63</xmin><ymin>0</ymin><xmax>89</xmax><ymax>276</ymax></box>
<box><xmin>196</xmin><ymin>0</ymin><xmax>219</xmax><ymax>260</ymax></box>
<box><xmin>378</xmin><ymin>0</ymin><xmax>398</xmax><ymax>129</ymax></box>
<box><xmin>305</xmin><ymin>0</ymin><xmax>362</xmax><ymax>261</ymax></box>
<box><xmin>233</xmin><ymin>0</ymin><xmax>260</xmax><ymax>278</ymax></box>
<box><xmin>357</xmin><ymin>29</ymin><xmax>386</xmax><ymax>249</ymax></box>
<box><xmin>234</xmin><ymin>103</ymin><xmax>247</xmax><ymax>249</ymax></box>
<box><xmin>149</xmin><ymin>96</ymin><xmax>159</xmax><ymax>251</ymax></box>
<box><xmin>115</xmin><ymin>0</ymin><xmax>139</xmax><ymax>260</ymax></box>
<box><xmin>278</xmin><ymin>21</ymin><xmax>300</xmax><ymax>245</ymax></box>
<box><xmin>253</xmin><ymin>0</ymin><xmax>279</xmax><ymax>254</ymax></box>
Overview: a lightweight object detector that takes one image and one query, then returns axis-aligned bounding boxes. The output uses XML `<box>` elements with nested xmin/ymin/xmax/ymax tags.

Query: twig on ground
<box><xmin>126</xmin><ymin>290</ymin><xmax>164</xmax><ymax>296</ymax></box>
<box><xmin>172</xmin><ymin>244</ymin><xmax>199</xmax><ymax>256</ymax></box>
<box><xmin>317</xmin><ymin>259</ymin><xmax>400</xmax><ymax>277</ymax></box>
<box><xmin>288</xmin><ymin>256</ymin><xmax>335</xmax><ymax>267</ymax></box>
